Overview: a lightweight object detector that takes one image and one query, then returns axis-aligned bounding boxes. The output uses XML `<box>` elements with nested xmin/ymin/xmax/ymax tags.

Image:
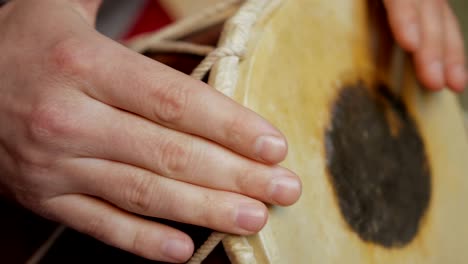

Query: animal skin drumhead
<box><xmin>221</xmin><ymin>0</ymin><xmax>468</xmax><ymax>263</ymax></box>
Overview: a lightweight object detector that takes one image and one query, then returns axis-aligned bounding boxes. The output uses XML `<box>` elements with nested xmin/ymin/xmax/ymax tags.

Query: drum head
<box><xmin>223</xmin><ymin>0</ymin><xmax>468</xmax><ymax>263</ymax></box>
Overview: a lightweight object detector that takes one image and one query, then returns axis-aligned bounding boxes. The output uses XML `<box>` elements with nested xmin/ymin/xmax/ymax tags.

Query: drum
<box><xmin>129</xmin><ymin>0</ymin><xmax>468</xmax><ymax>263</ymax></box>
<box><xmin>5</xmin><ymin>0</ymin><xmax>465</xmax><ymax>263</ymax></box>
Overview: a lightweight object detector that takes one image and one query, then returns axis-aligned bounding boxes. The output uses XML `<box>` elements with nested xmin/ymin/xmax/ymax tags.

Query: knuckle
<box><xmin>126</xmin><ymin>175</ymin><xmax>158</xmax><ymax>213</ymax></box>
<box><xmin>159</xmin><ymin>138</ymin><xmax>192</xmax><ymax>177</ymax></box>
<box><xmin>131</xmin><ymin>227</ymin><xmax>151</xmax><ymax>257</ymax></box>
<box><xmin>235</xmin><ymin>166</ymin><xmax>256</xmax><ymax>194</ymax></box>
<box><xmin>197</xmin><ymin>194</ymin><xmax>224</xmax><ymax>228</ymax></box>
<box><xmin>15</xmin><ymin>161</ymin><xmax>61</xmax><ymax>207</ymax></box>
<box><xmin>419</xmin><ymin>48</ymin><xmax>440</xmax><ymax>62</ymax></box>
<box><xmin>83</xmin><ymin>215</ymin><xmax>109</xmax><ymax>241</ymax></box>
<box><xmin>32</xmin><ymin>200</ymin><xmax>56</xmax><ymax>220</ymax></box>
<box><xmin>131</xmin><ymin>227</ymin><xmax>190</xmax><ymax>261</ymax></box>
<box><xmin>445</xmin><ymin>55</ymin><xmax>465</xmax><ymax>67</ymax></box>
<box><xmin>28</xmin><ymin>102</ymin><xmax>74</xmax><ymax>143</ymax></box>
<box><xmin>16</xmin><ymin>144</ymin><xmax>53</xmax><ymax>170</ymax></box>
<box><xmin>15</xmin><ymin>181</ymin><xmax>45</xmax><ymax>208</ymax></box>
<box><xmin>224</xmin><ymin>112</ymin><xmax>248</xmax><ymax>146</ymax></box>
<box><xmin>384</xmin><ymin>0</ymin><xmax>406</xmax><ymax>11</ymax></box>
<box><xmin>445</xmin><ymin>39</ymin><xmax>465</xmax><ymax>57</ymax></box>
<box><xmin>48</xmin><ymin>37</ymin><xmax>95</xmax><ymax>77</ymax></box>
<box><xmin>151</xmin><ymin>83</ymin><xmax>188</xmax><ymax>124</ymax></box>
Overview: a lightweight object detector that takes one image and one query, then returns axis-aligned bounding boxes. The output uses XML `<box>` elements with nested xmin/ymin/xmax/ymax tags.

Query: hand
<box><xmin>384</xmin><ymin>0</ymin><xmax>467</xmax><ymax>92</ymax></box>
<box><xmin>0</xmin><ymin>0</ymin><xmax>301</xmax><ymax>262</ymax></box>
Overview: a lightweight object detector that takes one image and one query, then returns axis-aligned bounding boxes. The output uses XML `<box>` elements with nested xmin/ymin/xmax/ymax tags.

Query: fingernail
<box><xmin>255</xmin><ymin>135</ymin><xmax>287</xmax><ymax>163</ymax></box>
<box><xmin>428</xmin><ymin>61</ymin><xmax>445</xmax><ymax>89</ymax></box>
<box><xmin>406</xmin><ymin>23</ymin><xmax>420</xmax><ymax>50</ymax></box>
<box><xmin>270</xmin><ymin>171</ymin><xmax>302</xmax><ymax>205</ymax></box>
<box><xmin>236</xmin><ymin>204</ymin><xmax>267</xmax><ymax>232</ymax></box>
<box><xmin>163</xmin><ymin>237</ymin><xmax>191</xmax><ymax>262</ymax></box>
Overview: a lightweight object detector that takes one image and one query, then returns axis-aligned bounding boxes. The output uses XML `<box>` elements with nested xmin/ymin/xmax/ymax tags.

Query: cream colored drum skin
<box><xmin>129</xmin><ymin>0</ymin><xmax>468</xmax><ymax>263</ymax></box>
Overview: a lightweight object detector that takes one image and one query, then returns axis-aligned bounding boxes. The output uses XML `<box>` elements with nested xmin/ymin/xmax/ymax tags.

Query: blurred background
<box><xmin>97</xmin><ymin>0</ymin><xmax>468</xmax><ymax>113</ymax></box>
<box><xmin>1</xmin><ymin>1</ymin><xmax>467</xmax><ymax>264</ymax></box>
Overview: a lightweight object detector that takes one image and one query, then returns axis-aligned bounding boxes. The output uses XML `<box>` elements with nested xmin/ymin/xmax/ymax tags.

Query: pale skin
<box><xmin>0</xmin><ymin>0</ymin><xmax>465</xmax><ymax>263</ymax></box>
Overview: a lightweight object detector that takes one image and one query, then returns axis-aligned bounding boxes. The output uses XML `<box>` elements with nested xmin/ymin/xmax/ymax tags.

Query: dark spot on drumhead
<box><xmin>325</xmin><ymin>82</ymin><xmax>431</xmax><ymax>248</ymax></box>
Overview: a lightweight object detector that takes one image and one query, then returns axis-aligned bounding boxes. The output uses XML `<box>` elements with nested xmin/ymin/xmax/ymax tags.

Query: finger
<box><xmin>62</xmin><ymin>158</ymin><xmax>269</xmax><ymax>235</ymax></box>
<box><xmin>43</xmin><ymin>194</ymin><xmax>194</xmax><ymax>263</ymax></box>
<box><xmin>442</xmin><ymin>4</ymin><xmax>467</xmax><ymax>92</ymax></box>
<box><xmin>384</xmin><ymin>0</ymin><xmax>420</xmax><ymax>51</ymax></box>
<box><xmin>26</xmin><ymin>90</ymin><xmax>300</xmax><ymax>206</ymax></box>
<box><xmin>414</xmin><ymin>0</ymin><xmax>446</xmax><ymax>90</ymax></box>
<box><xmin>71</xmin><ymin>100</ymin><xmax>300</xmax><ymax>206</ymax></box>
<box><xmin>77</xmin><ymin>36</ymin><xmax>287</xmax><ymax>164</ymax></box>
